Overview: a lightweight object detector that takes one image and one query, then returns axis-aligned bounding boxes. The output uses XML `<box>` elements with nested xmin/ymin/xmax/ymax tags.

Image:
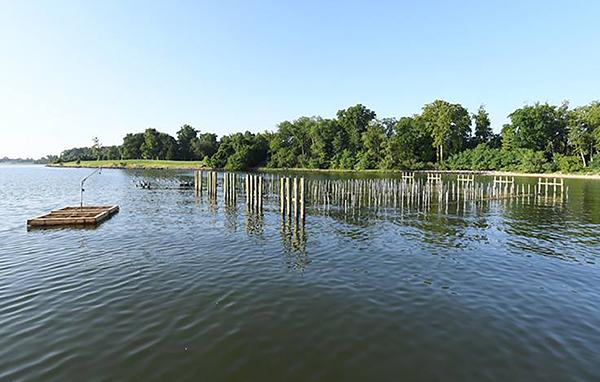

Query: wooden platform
<box><xmin>27</xmin><ymin>205</ymin><xmax>119</xmax><ymax>228</ymax></box>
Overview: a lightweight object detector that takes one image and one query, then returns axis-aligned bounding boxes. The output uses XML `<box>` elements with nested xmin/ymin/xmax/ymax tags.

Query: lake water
<box><xmin>1</xmin><ymin>164</ymin><xmax>600</xmax><ymax>381</ymax></box>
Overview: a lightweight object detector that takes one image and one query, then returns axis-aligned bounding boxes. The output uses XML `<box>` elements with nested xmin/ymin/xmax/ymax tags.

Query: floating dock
<box><xmin>27</xmin><ymin>205</ymin><xmax>119</xmax><ymax>228</ymax></box>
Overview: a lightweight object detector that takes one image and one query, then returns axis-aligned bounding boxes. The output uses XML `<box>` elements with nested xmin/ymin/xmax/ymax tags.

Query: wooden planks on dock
<box><xmin>27</xmin><ymin>205</ymin><xmax>119</xmax><ymax>228</ymax></box>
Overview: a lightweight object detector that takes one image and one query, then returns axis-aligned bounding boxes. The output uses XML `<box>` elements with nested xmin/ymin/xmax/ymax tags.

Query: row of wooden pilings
<box><xmin>194</xmin><ymin>170</ymin><xmax>218</xmax><ymax>197</ymax></box>
<box><xmin>224</xmin><ymin>172</ymin><xmax>236</xmax><ymax>202</ymax></box>
<box><xmin>279</xmin><ymin>176</ymin><xmax>305</xmax><ymax>220</ymax></box>
<box><xmin>245</xmin><ymin>174</ymin><xmax>262</xmax><ymax>211</ymax></box>
<box><xmin>191</xmin><ymin>171</ymin><xmax>568</xmax><ymax>217</ymax></box>
<box><xmin>307</xmin><ymin>176</ymin><xmax>568</xmax><ymax>214</ymax></box>
<box><xmin>193</xmin><ymin>171</ymin><xmax>307</xmax><ymax>220</ymax></box>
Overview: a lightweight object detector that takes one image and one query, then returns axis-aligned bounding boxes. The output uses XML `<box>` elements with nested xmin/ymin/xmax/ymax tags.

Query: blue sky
<box><xmin>1</xmin><ymin>0</ymin><xmax>599</xmax><ymax>158</ymax></box>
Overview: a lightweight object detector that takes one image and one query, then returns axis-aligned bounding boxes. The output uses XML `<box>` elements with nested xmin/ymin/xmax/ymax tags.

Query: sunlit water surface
<box><xmin>1</xmin><ymin>165</ymin><xmax>600</xmax><ymax>381</ymax></box>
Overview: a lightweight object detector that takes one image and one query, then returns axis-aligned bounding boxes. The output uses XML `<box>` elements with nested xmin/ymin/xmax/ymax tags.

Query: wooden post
<box><xmin>286</xmin><ymin>177</ymin><xmax>291</xmax><ymax>217</ymax></box>
<box><xmin>207</xmin><ymin>171</ymin><xmax>211</xmax><ymax>196</ymax></box>
<box><xmin>200</xmin><ymin>170</ymin><xmax>203</xmax><ymax>193</ymax></box>
<box><xmin>300</xmin><ymin>177</ymin><xmax>305</xmax><ymax>220</ymax></box>
<box><xmin>293</xmin><ymin>177</ymin><xmax>298</xmax><ymax>219</ymax></box>
<box><xmin>245</xmin><ymin>174</ymin><xmax>250</xmax><ymax>205</ymax></box>
<box><xmin>280</xmin><ymin>177</ymin><xmax>285</xmax><ymax>215</ymax></box>
<box><xmin>258</xmin><ymin>175</ymin><xmax>263</xmax><ymax>211</ymax></box>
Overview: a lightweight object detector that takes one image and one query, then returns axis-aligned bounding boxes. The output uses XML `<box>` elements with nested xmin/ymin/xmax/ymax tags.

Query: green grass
<box><xmin>51</xmin><ymin>159</ymin><xmax>209</xmax><ymax>169</ymax></box>
<box><xmin>48</xmin><ymin>160</ymin><xmax>600</xmax><ymax>179</ymax></box>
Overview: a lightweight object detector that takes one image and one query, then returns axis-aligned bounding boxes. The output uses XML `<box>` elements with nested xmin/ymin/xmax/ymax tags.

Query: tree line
<box><xmin>55</xmin><ymin>99</ymin><xmax>600</xmax><ymax>173</ymax></box>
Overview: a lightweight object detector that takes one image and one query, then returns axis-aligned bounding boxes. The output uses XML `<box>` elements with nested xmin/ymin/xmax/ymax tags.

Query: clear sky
<box><xmin>1</xmin><ymin>0</ymin><xmax>599</xmax><ymax>158</ymax></box>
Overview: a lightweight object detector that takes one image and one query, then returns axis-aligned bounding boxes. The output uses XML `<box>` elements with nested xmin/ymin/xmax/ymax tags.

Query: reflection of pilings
<box><xmin>280</xmin><ymin>207</ymin><xmax>308</xmax><ymax>270</ymax></box>
<box><xmin>245</xmin><ymin>206</ymin><xmax>264</xmax><ymax>236</ymax></box>
<box><xmin>280</xmin><ymin>176</ymin><xmax>305</xmax><ymax>220</ymax></box>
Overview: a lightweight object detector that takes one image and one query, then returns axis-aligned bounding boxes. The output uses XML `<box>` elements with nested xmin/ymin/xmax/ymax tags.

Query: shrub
<box><xmin>554</xmin><ymin>154</ymin><xmax>584</xmax><ymax>173</ymax></box>
<box><xmin>588</xmin><ymin>158</ymin><xmax>600</xmax><ymax>171</ymax></box>
<box><xmin>515</xmin><ymin>149</ymin><xmax>546</xmax><ymax>173</ymax></box>
<box><xmin>447</xmin><ymin>145</ymin><xmax>548</xmax><ymax>173</ymax></box>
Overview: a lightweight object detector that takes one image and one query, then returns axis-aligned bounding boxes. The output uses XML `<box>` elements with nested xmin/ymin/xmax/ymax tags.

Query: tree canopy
<box><xmin>53</xmin><ymin>99</ymin><xmax>600</xmax><ymax>173</ymax></box>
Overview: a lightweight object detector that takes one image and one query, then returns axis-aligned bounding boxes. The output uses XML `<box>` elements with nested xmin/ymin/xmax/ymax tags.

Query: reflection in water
<box><xmin>223</xmin><ymin>203</ymin><xmax>238</xmax><ymax>233</ymax></box>
<box><xmin>245</xmin><ymin>208</ymin><xmax>264</xmax><ymax>237</ymax></box>
<box><xmin>280</xmin><ymin>215</ymin><xmax>308</xmax><ymax>271</ymax></box>
<box><xmin>3</xmin><ymin>166</ymin><xmax>600</xmax><ymax>381</ymax></box>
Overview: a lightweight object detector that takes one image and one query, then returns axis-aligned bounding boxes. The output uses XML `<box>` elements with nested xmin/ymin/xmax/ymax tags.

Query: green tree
<box><xmin>383</xmin><ymin>116</ymin><xmax>435</xmax><ymax>168</ymax></box>
<box><xmin>472</xmin><ymin>105</ymin><xmax>492</xmax><ymax>146</ymax></box>
<box><xmin>507</xmin><ymin>102</ymin><xmax>569</xmax><ymax>156</ymax></box>
<box><xmin>141</xmin><ymin>128</ymin><xmax>161</xmax><ymax>159</ymax></box>
<box><xmin>176</xmin><ymin>124</ymin><xmax>197</xmax><ymax>160</ymax></box>
<box><xmin>569</xmin><ymin>102</ymin><xmax>600</xmax><ymax>166</ymax></box>
<box><xmin>91</xmin><ymin>137</ymin><xmax>102</xmax><ymax>160</ymax></box>
<box><xmin>100</xmin><ymin>145</ymin><xmax>120</xmax><ymax>160</ymax></box>
<box><xmin>356</xmin><ymin>120</ymin><xmax>386</xmax><ymax>169</ymax></box>
<box><xmin>212</xmin><ymin>132</ymin><xmax>268</xmax><ymax>170</ymax></box>
<box><xmin>501</xmin><ymin>124</ymin><xmax>515</xmax><ymax>152</ymax></box>
<box><xmin>120</xmin><ymin>133</ymin><xmax>144</xmax><ymax>159</ymax></box>
<box><xmin>307</xmin><ymin>118</ymin><xmax>337</xmax><ymax>168</ymax></box>
<box><xmin>158</xmin><ymin>133</ymin><xmax>178</xmax><ymax>160</ymax></box>
<box><xmin>268</xmin><ymin>117</ymin><xmax>314</xmax><ymax>168</ymax></box>
<box><xmin>191</xmin><ymin>133</ymin><xmax>219</xmax><ymax>160</ymax></box>
<box><xmin>421</xmin><ymin>100</ymin><xmax>471</xmax><ymax>163</ymax></box>
<box><xmin>336</xmin><ymin>104</ymin><xmax>377</xmax><ymax>155</ymax></box>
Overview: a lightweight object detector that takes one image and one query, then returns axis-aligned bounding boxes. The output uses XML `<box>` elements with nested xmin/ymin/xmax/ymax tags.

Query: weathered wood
<box><xmin>300</xmin><ymin>177</ymin><xmax>305</xmax><ymax>220</ymax></box>
<box><xmin>27</xmin><ymin>205</ymin><xmax>119</xmax><ymax>227</ymax></box>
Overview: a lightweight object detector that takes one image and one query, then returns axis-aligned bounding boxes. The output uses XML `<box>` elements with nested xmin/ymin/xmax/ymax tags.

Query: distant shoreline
<box><xmin>47</xmin><ymin>160</ymin><xmax>600</xmax><ymax>180</ymax></box>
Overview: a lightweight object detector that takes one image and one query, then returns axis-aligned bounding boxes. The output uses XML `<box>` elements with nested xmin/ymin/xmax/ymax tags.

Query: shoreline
<box><xmin>47</xmin><ymin>161</ymin><xmax>600</xmax><ymax>180</ymax></box>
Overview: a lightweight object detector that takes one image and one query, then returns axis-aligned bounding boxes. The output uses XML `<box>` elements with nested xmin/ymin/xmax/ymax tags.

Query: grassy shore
<box><xmin>49</xmin><ymin>159</ymin><xmax>209</xmax><ymax>170</ymax></box>
<box><xmin>49</xmin><ymin>160</ymin><xmax>600</xmax><ymax>179</ymax></box>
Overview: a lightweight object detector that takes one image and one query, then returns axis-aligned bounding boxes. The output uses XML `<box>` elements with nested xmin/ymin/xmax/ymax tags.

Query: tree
<box><xmin>141</xmin><ymin>129</ymin><xmax>161</xmax><ymax>159</ymax></box>
<box><xmin>91</xmin><ymin>137</ymin><xmax>102</xmax><ymax>160</ymax></box>
<box><xmin>568</xmin><ymin>102</ymin><xmax>600</xmax><ymax>166</ymax></box>
<box><xmin>472</xmin><ymin>105</ymin><xmax>492</xmax><ymax>146</ymax></box>
<box><xmin>421</xmin><ymin>100</ymin><xmax>471</xmax><ymax>163</ymax></box>
<box><xmin>507</xmin><ymin>102</ymin><xmax>569</xmax><ymax>156</ymax></box>
<box><xmin>268</xmin><ymin>117</ymin><xmax>314</xmax><ymax>168</ymax></box>
<box><xmin>569</xmin><ymin>109</ymin><xmax>592</xmax><ymax>167</ymax></box>
<box><xmin>384</xmin><ymin>116</ymin><xmax>435</xmax><ymax>168</ymax></box>
<box><xmin>60</xmin><ymin>147</ymin><xmax>94</xmax><ymax>161</ymax></box>
<box><xmin>212</xmin><ymin>132</ymin><xmax>268</xmax><ymax>170</ymax></box>
<box><xmin>101</xmin><ymin>146</ymin><xmax>121</xmax><ymax>160</ymax></box>
<box><xmin>158</xmin><ymin>133</ymin><xmax>177</xmax><ymax>160</ymax></box>
<box><xmin>356</xmin><ymin>120</ymin><xmax>386</xmax><ymax>169</ymax></box>
<box><xmin>176</xmin><ymin>124</ymin><xmax>197</xmax><ymax>160</ymax></box>
<box><xmin>120</xmin><ymin>133</ymin><xmax>144</xmax><ymax>159</ymax></box>
<box><xmin>192</xmin><ymin>133</ymin><xmax>219</xmax><ymax>160</ymax></box>
<box><xmin>307</xmin><ymin>118</ymin><xmax>337</xmax><ymax>169</ymax></box>
<box><xmin>501</xmin><ymin>124</ymin><xmax>515</xmax><ymax>152</ymax></box>
<box><xmin>336</xmin><ymin>104</ymin><xmax>377</xmax><ymax>155</ymax></box>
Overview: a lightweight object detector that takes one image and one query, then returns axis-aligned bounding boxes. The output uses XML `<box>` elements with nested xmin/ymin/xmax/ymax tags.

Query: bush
<box><xmin>515</xmin><ymin>149</ymin><xmax>546</xmax><ymax>173</ymax></box>
<box><xmin>588</xmin><ymin>158</ymin><xmax>600</xmax><ymax>171</ymax></box>
<box><xmin>554</xmin><ymin>154</ymin><xmax>584</xmax><ymax>173</ymax></box>
<box><xmin>447</xmin><ymin>144</ymin><xmax>509</xmax><ymax>171</ymax></box>
<box><xmin>447</xmin><ymin>145</ymin><xmax>548</xmax><ymax>173</ymax></box>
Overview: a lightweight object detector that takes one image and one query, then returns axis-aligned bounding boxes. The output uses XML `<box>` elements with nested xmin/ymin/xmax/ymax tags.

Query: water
<box><xmin>1</xmin><ymin>164</ymin><xmax>600</xmax><ymax>381</ymax></box>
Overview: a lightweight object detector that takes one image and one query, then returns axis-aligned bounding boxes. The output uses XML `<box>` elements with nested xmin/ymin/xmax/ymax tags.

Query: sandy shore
<box><xmin>48</xmin><ymin>162</ymin><xmax>600</xmax><ymax>180</ymax></box>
